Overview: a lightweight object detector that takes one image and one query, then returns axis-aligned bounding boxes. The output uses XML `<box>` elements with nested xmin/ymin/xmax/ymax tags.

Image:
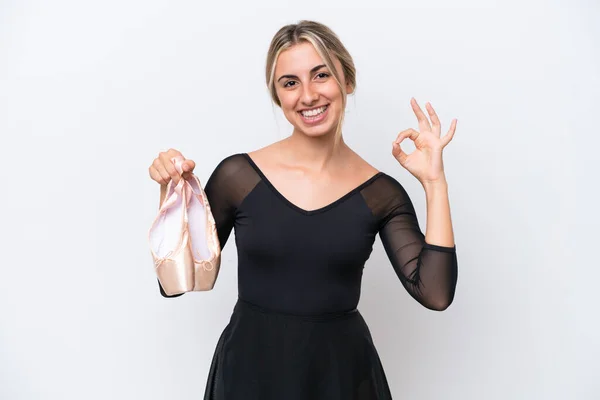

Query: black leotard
<box><xmin>158</xmin><ymin>153</ymin><xmax>458</xmax><ymax>314</ymax></box>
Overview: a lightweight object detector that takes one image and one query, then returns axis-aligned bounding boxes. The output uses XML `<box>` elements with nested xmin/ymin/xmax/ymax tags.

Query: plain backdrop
<box><xmin>0</xmin><ymin>0</ymin><xmax>598</xmax><ymax>399</ymax></box>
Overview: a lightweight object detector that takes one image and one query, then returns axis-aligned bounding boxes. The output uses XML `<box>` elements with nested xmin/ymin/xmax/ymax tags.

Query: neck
<box><xmin>281</xmin><ymin>128</ymin><xmax>348</xmax><ymax>173</ymax></box>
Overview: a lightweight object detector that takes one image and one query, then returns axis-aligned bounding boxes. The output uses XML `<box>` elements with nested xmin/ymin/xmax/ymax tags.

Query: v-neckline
<box><xmin>242</xmin><ymin>153</ymin><xmax>384</xmax><ymax>216</ymax></box>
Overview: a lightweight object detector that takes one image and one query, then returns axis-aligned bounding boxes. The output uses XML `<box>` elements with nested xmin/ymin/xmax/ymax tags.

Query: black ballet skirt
<box><xmin>158</xmin><ymin>153</ymin><xmax>458</xmax><ymax>400</ymax></box>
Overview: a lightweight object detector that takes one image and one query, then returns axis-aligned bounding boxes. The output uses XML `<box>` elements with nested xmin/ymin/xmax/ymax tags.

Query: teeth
<box><xmin>301</xmin><ymin>106</ymin><xmax>327</xmax><ymax>117</ymax></box>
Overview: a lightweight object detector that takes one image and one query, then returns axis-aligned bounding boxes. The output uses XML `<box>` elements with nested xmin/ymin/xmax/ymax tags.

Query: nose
<box><xmin>301</xmin><ymin>83</ymin><xmax>319</xmax><ymax>106</ymax></box>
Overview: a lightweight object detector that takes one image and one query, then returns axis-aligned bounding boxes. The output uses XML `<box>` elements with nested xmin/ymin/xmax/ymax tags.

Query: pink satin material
<box><xmin>149</xmin><ymin>156</ymin><xmax>221</xmax><ymax>295</ymax></box>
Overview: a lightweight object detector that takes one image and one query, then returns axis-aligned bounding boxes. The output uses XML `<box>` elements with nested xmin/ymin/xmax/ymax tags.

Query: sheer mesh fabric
<box><xmin>202</xmin><ymin>153</ymin><xmax>262</xmax><ymax>248</ymax></box>
<box><xmin>360</xmin><ymin>175</ymin><xmax>458</xmax><ymax>310</ymax></box>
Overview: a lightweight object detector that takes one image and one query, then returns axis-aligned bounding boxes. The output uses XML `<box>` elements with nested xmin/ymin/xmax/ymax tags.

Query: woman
<box><xmin>148</xmin><ymin>20</ymin><xmax>458</xmax><ymax>400</ymax></box>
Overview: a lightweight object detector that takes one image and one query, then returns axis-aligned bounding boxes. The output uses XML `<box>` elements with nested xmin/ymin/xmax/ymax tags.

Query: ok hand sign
<box><xmin>392</xmin><ymin>98</ymin><xmax>457</xmax><ymax>185</ymax></box>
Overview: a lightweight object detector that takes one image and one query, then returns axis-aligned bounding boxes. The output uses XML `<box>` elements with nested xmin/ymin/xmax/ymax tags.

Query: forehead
<box><xmin>275</xmin><ymin>42</ymin><xmax>324</xmax><ymax>73</ymax></box>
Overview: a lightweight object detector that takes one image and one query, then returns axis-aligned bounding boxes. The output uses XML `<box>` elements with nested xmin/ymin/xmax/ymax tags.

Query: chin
<box><xmin>293</xmin><ymin>122</ymin><xmax>338</xmax><ymax>139</ymax></box>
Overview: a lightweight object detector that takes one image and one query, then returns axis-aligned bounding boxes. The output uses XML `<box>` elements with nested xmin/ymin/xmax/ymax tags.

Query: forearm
<box><xmin>422</xmin><ymin>177</ymin><xmax>455</xmax><ymax>247</ymax></box>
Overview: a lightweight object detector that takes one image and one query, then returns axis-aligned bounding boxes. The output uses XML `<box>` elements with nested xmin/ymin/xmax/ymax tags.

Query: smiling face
<box><xmin>274</xmin><ymin>42</ymin><xmax>353</xmax><ymax>139</ymax></box>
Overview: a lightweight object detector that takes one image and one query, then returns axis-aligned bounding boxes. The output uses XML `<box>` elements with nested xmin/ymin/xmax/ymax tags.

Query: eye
<box><xmin>316</xmin><ymin>72</ymin><xmax>329</xmax><ymax>79</ymax></box>
<box><xmin>283</xmin><ymin>80</ymin><xmax>297</xmax><ymax>88</ymax></box>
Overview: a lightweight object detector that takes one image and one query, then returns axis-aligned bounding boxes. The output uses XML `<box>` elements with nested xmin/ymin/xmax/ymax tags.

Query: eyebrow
<box><xmin>277</xmin><ymin>64</ymin><xmax>327</xmax><ymax>82</ymax></box>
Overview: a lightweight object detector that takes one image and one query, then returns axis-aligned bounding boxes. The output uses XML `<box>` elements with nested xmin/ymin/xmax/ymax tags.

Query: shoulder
<box><xmin>372</xmin><ymin>172</ymin><xmax>408</xmax><ymax>193</ymax></box>
<box><xmin>211</xmin><ymin>153</ymin><xmax>252</xmax><ymax>175</ymax></box>
<box><xmin>206</xmin><ymin>153</ymin><xmax>256</xmax><ymax>185</ymax></box>
<box><xmin>362</xmin><ymin>172</ymin><xmax>416</xmax><ymax>222</ymax></box>
<box><xmin>205</xmin><ymin>153</ymin><xmax>261</xmax><ymax>205</ymax></box>
<box><xmin>364</xmin><ymin>172</ymin><xmax>412</xmax><ymax>202</ymax></box>
<box><xmin>214</xmin><ymin>153</ymin><xmax>249</xmax><ymax>169</ymax></box>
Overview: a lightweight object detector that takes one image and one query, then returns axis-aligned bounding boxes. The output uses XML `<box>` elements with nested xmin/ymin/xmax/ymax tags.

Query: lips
<box><xmin>298</xmin><ymin>104</ymin><xmax>328</xmax><ymax>116</ymax></box>
<box><xmin>298</xmin><ymin>104</ymin><xmax>329</xmax><ymax>125</ymax></box>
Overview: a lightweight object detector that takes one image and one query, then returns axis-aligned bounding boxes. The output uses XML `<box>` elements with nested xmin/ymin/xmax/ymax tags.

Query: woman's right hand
<box><xmin>148</xmin><ymin>148</ymin><xmax>196</xmax><ymax>186</ymax></box>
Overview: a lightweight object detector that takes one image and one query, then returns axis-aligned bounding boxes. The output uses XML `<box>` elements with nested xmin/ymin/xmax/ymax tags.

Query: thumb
<box><xmin>392</xmin><ymin>142</ymin><xmax>408</xmax><ymax>166</ymax></box>
<box><xmin>183</xmin><ymin>160</ymin><xmax>196</xmax><ymax>173</ymax></box>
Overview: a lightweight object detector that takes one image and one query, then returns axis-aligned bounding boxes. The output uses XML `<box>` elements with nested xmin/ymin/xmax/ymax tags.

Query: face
<box><xmin>274</xmin><ymin>41</ymin><xmax>353</xmax><ymax>138</ymax></box>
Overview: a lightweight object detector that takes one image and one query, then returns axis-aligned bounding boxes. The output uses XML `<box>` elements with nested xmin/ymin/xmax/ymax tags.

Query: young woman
<box><xmin>148</xmin><ymin>20</ymin><xmax>458</xmax><ymax>400</ymax></box>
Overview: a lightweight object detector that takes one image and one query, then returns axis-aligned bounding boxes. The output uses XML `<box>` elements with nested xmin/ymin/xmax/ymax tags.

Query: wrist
<box><xmin>421</xmin><ymin>176</ymin><xmax>448</xmax><ymax>192</ymax></box>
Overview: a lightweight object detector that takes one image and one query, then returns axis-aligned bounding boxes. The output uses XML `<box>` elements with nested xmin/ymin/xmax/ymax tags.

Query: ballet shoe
<box><xmin>149</xmin><ymin>158</ymin><xmax>195</xmax><ymax>296</ymax></box>
<box><xmin>186</xmin><ymin>172</ymin><xmax>221</xmax><ymax>291</ymax></box>
<box><xmin>148</xmin><ymin>156</ymin><xmax>221</xmax><ymax>295</ymax></box>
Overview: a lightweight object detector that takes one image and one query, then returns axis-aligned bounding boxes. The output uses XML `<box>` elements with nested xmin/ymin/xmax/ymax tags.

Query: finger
<box><xmin>441</xmin><ymin>119</ymin><xmax>457</xmax><ymax>147</ymax></box>
<box><xmin>392</xmin><ymin>141</ymin><xmax>409</xmax><ymax>165</ymax></box>
<box><xmin>392</xmin><ymin>129</ymin><xmax>418</xmax><ymax>166</ymax></box>
<box><xmin>425</xmin><ymin>102</ymin><xmax>441</xmax><ymax>136</ymax></box>
<box><xmin>410</xmin><ymin>97</ymin><xmax>431</xmax><ymax>133</ymax></box>
<box><xmin>166</xmin><ymin>148</ymin><xmax>183</xmax><ymax>158</ymax></box>
<box><xmin>152</xmin><ymin>158</ymin><xmax>173</xmax><ymax>184</ymax></box>
<box><xmin>182</xmin><ymin>159</ymin><xmax>195</xmax><ymax>173</ymax></box>
<box><xmin>395</xmin><ymin>128</ymin><xmax>419</xmax><ymax>143</ymax></box>
<box><xmin>165</xmin><ymin>148</ymin><xmax>186</xmax><ymax>179</ymax></box>
<box><xmin>181</xmin><ymin>160</ymin><xmax>196</xmax><ymax>181</ymax></box>
<box><xmin>159</xmin><ymin>151</ymin><xmax>182</xmax><ymax>183</ymax></box>
<box><xmin>149</xmin><ymin>164</ymin><xmax>169</xmax><ymax>186</ymax></box>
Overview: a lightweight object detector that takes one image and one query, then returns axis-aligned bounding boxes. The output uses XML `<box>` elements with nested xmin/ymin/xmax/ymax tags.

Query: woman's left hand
<box><xmin>392</xmin><ymin>98</ymin><xmax>457</xmax><ymax>185</ymax></box>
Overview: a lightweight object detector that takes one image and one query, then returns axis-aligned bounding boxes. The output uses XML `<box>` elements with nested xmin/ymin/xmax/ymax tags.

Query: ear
<box><xmin>346</xmin><ymin>83</ymin><xmax>355</xmax><ymax>95</ymax></box>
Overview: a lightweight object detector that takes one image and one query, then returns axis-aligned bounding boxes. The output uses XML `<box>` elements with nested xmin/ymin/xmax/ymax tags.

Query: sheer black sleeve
<box><xmin>362</xmin><ymin>174</ymin><xmax>458</xmax><ymax>310</ymax></box>
<box><xmin>158</xmin><ymin>154</ymin><xmax>260</xmax><ymax>298</ymax></box>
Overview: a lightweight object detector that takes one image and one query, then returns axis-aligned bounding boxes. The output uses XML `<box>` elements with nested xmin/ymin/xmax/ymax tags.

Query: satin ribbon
<box><xmin>153</xmin><ymin>156</ymin><xmax>192</xmax><ymax>268</ymax></box>
<box><xmin>171</xmin><ymin>155</ymin><xmax>193</xmax><ymax>207</ymax></box>
<box><xmin>155</xmin><ymin>251</ymin><xmax>173</xmax><ymax>267</ymax></box>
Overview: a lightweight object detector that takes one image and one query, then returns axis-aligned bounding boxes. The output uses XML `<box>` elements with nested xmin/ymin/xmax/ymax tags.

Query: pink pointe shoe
<box><xmin>186</xmin><ymin>169</ymin><xmax>221</xmax><ymax>291</ymax></box>
<box><xmin>149</xmin><ymin>156</ymin><xmax>221</xmax><ymax>295</ymax></box>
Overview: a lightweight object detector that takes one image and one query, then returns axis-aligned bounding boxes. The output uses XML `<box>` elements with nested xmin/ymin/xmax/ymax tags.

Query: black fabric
<box><xmin>159</xmin><ymin>153</ymin><xmax>458</xmax><ymax>313</ymax></box>
<box><xmin>204</xmin><ymin>298</ymin><xmax>392</xmax><ymax>400</ymax></box>
<box><xmin>157</xmin><ymin>153</ymin><xmax>459</xmax><ymax>398</ymax></box>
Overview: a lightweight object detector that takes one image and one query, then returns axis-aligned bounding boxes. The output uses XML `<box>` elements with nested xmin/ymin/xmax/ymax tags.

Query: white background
<box><xmin>1</xmin><ymin>0</ymin><xmax>598</xmax><ymax>399</ymax></box>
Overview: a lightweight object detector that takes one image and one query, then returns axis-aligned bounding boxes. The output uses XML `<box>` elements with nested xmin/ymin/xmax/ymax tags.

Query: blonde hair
<box><xmin>265</xmin><ymin>20</ymin><xmax>356</xmax><ymax>144</ymax></box>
